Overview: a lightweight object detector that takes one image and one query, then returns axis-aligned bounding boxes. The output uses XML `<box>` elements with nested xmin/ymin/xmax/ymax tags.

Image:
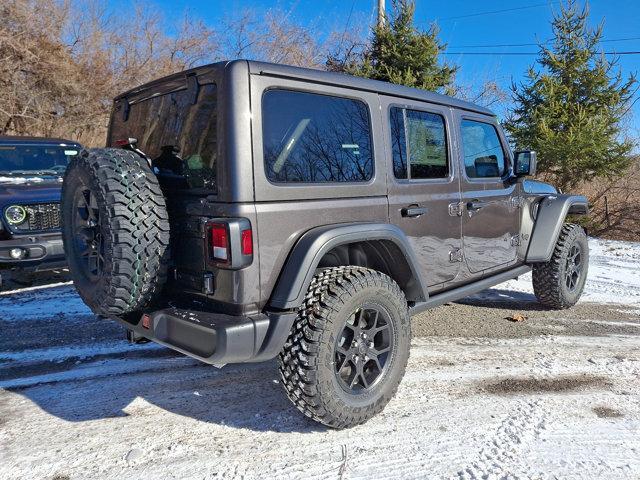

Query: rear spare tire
<box><xmin>61</xmin><ymin>148</ymin><xmax>170</xmax><ymax>317</ymax></box>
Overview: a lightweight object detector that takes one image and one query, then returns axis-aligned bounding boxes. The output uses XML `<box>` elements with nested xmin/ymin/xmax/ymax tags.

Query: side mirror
<box><xmin>514</xmin><ymin>150</ymin><xmax>537</xmax><ymax>177</ymax></box>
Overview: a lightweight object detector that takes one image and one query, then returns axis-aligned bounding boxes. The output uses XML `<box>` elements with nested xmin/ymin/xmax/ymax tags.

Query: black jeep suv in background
<box><xmin>62</xmin><ymin>60</ymin><xmax>589</xmax><ymax>428</ymax></box>
<box><xmin>0</xmin><ymin>136</ymin><xmax>81</xmax><ymax>289</ymax></box>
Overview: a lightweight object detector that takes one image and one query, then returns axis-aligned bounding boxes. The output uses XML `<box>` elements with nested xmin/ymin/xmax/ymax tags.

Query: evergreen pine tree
<box><xmin>505</xmin><ymin>1</ymin><xmax>637</xmax><ymax>191</ymax></box>
<box><xmin>328</xmin><ymin>0</ymin><xmax>456</xmax><ymax>93</ymax></box>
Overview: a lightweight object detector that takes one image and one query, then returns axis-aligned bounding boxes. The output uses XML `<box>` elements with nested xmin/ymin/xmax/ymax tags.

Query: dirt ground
<box><xmin>413</xmin><ymin>293</ymin><xmax>640</xmax><ymax>338</ymax></box>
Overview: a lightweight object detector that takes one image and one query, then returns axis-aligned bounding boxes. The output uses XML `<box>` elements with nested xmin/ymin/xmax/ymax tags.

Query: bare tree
<box><xmin>1</xmin><ymin>1</ymin><xmax>343</xmax><ymax>146</ymax></box>
<box><xmin>219</xmin><ymin>8</ymin><xmax>331</xmax><ymax>69</ymax></box>
<box><xmin>0</xmin><ymin>0</ymin><xmax>84</xmax><ymax>137</ymax></box>
<box><xmin>453</xmin><ymin>80</ymin><xmax>509</xmax><ymax>110</ymax></box>
<box><xmin>65</xmin><ymin>1</ymin><xmax>219</xmax><ymax>144</ymax></box>
<box><xmin>0</xmin><ymin>0</ymin><xmax>221</xmax><ymax>145</ymax></box>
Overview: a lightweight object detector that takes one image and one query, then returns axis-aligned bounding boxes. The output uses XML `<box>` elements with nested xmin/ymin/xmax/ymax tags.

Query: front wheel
<box><xmin>278</xmin><ymin>266</ymin><xmax>411</xmax><ymax>429</ymax></box>
<box><xmin>532</xmin><ymin>223</ymin><xmax>589</xmax><ymax>309</ymax></box>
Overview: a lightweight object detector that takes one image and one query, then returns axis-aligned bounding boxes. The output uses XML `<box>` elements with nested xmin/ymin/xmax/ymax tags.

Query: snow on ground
<box><xmin>473</xmin><ymin>238</ymin><xmax>640</xmax><ymax>307</ymax></box>
<box><xmin>0</xmin><ymin>176</ymin><xmax>63</xmax><ymax>184</ymax></box>
<box><xmin>1</xmin><ymin>238</ymin><xmax>639</xmax><ymax>480</ymax></box>
<box><xmin>0</xmin><ymin>281</ymin><xmax>87</xmax><ymax>322</ymax></box>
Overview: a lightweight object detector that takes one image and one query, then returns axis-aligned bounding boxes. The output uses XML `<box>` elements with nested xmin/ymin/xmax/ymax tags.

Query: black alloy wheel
<box><xmin>335</xmin><ymin>305</ymin><xmax>394</xmax><ymax>393</ymax></box>
<box><xmin>72</xmin><ymin>187</ymin><xmax>104</xmax><ymax>281</ymax></box>
<box><xmin>565</xmin><ymin>243</ymin><xmax>583</xmax><ymax>291</ymax></box>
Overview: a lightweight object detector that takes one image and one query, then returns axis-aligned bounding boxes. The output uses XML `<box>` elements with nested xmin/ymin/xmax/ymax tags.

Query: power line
<box><xmin>439</xmin><ymin>2</ymin><xmax>559</xmax><ymax>21</ymax></box>
<box><xmin>450</xmin><ymin>42</ymin><xmax>544</xmax><ymax>48</ymax></box>
<box><xmin>448</xmin><ymin>36</ymin><xmax>640</xmax><ymax>49</ymax></box>
<box><xmin>442</xmin><ymin>51</ymin><xmax>640</xmax><ymax>56</ymax></box>
<box><xmin>338</xmin><ymin>0</ymin><xmax>356</xmax><ymax>50</ymax></box>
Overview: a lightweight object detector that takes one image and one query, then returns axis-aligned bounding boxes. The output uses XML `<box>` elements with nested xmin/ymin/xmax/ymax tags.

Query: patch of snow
<box><xmin>0</xmin><ymin>355</ymin><xmax>191</xmax><ymax>389</ymax></box>
<box><xmin>1</xmin><ymin>237</ymin><xmax>640</xmax><ymax>479</ymax></box>
<box><xmin>0</xmin><ymin>280</ymin><xmax>73</xmax><ymax>296</ymax></box>
<box><xmin>1</xmin><ymin>335</ymin><xmax>639</xmax><ymax>479</ymax></box>
<box><xmin>0</xmin><ymin>176</ymin><xmax>62</xmax><ymax>184</ymax></box>
<box><xmin>0</xmin><ymin>340</ymin><xmax>160</xmax><ymax>364</ymax></box>
<box><xmin>475</xmin><ymin>238</ymin><xmax>640</xmax><ymax>307</ymax></box>
<box><xmin>0</xmin><ymin>284</ymin><xmax>89</xmax><ymax>321</ymax></box>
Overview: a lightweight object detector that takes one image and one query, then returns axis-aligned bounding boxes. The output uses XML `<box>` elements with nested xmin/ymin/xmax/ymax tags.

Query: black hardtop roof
<box><xmin>248</xmin><ymin>60</ymin><xmax>494</xmax><ymax>116</ymax></box>
<box><xmin>114</xmin><ymin>59</ymin><xmax>495</xmax><ymax>116</ymax></box>
<box><xmin>0</xmin><ymin>136</ymin><xmax>81</xmax><ymax>146</ymax></box>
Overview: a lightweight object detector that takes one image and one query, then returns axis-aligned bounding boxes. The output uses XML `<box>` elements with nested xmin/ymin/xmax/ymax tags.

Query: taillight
<box><xmin>209</xmin><ymin>223</ymin><xmax>230</xmax><ymax>263</ymax></box>
<box><xmin>241</xmin><ymin>228</ymin><xmax>253</xmax><ymax>255</ymax></box>
<box><xmin>205</xmin><ymin>219</ymin><xmax>253</xmax><ymax>269</ymax></box>
<box><xmin>115</xmin><ymin>137</ymin><xmax>138</xmax><ymax>147</ymax></box>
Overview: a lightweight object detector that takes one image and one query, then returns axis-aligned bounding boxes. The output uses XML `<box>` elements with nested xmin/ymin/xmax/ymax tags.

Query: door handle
<box><xmin>401</xmin><ymin>206</ymin><xmax>427</xmax><ymax>218</ymax></box>
<box><xmin>467</xmin><ymin>200</ymin><xmax>491</xmax><ymax>211</ymax></box>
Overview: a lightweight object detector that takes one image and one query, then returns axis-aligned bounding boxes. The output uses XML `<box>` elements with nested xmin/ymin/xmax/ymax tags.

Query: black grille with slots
<box><xmin>10</xmin><ymin>203</ymin><xmax>61</xmax><ymax>232</ymax></box>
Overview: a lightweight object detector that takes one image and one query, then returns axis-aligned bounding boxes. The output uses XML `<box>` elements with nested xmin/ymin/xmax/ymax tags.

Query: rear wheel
<box><xmin>279</xmin><ymin>266</ymin><xmax>411</xmax><ymax>429</ymax></box>
<box><xmin>532</xmin><ymin>223</ymin><xmax>588</xmax><ymax>309</ymax></box>
<box><xmin>61</xmin><ymin>148</ymin><xmax>170</xmax><ymax>317</ymax></box>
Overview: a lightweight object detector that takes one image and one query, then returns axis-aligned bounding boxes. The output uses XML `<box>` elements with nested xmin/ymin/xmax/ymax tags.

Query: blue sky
<box><xmin>114</xmin><ymin>0</ymin><xmax>640</xmax><ymax>136</ymax></box>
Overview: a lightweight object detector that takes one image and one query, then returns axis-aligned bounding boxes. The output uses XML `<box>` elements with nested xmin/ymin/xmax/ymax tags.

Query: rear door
<box><xmin>382</xmin><ymin>97</ymin><xmax>462</xmax><ymax>291</ymax></box>
<box><xmin>455</xmin><ymin>113</ymin><xmax>520</xmax><ymax>274</ymax></box>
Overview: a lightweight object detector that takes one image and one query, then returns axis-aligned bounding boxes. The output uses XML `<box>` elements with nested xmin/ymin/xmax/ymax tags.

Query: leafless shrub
<box><xmin>578</xmin><ymin>157</ymin><xmax>640</xmax><ymax>241</ymax></box>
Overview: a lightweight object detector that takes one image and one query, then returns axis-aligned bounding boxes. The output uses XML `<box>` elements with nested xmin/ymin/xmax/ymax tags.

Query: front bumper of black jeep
<box><xmin>118</xmin><ymin>307</ymin><xmax>298</xmax><ymax>366</ymax></box>
<box><xmin>0</xmin><ymin>233</ymin><xmax>66</xmax><ymax>270</ymax></box>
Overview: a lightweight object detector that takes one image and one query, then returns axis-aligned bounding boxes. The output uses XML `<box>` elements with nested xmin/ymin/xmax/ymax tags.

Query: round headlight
<box><xmin>5</xmin><ymin>205</ymin><xmax>27</xmax><ymax>225</ymax></box>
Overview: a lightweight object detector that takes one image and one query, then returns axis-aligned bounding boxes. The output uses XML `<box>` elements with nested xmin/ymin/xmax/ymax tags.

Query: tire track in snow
<box><xmin>455</xmin><ymin>340</ymin><xmax>560</xmax><ymax>479</ymax></box>
<box><xmin>455</xmin><ymin>399</ymin><xmax>547</xmax><ymax>480</ymax></box>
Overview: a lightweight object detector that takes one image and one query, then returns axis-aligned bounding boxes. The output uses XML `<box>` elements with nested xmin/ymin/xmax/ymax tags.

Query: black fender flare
<box><xmin>268</xmin><ymin>223</ymin><xmax>428</xmax><ymax>310</ymax></box>
<box><xmin>526</xmin><ymin>194</ymin><xmax>589</xmax><ymax>263</ymax></box>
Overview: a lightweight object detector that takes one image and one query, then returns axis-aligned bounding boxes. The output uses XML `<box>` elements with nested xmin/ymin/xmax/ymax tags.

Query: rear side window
<box><xmin>262</xmin><ymin>90</ymin><xmax>373</xmax><ymax>183</ymax></box>
<box><xmin>460</xmin><ymin>119</ymin><xmax>506</xmax><ymax>178</ymax></box>
<box><xmin>390</xmin><ymin>107</ymin><xmax>449</xmax><ymax>180</ymax></box>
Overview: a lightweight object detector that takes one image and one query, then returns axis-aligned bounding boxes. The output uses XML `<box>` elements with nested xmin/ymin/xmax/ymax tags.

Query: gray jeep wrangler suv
<box><xmin>62</xmin><ymin>60</ymin><xmax>589</xmax><ymax>428</ymax></box>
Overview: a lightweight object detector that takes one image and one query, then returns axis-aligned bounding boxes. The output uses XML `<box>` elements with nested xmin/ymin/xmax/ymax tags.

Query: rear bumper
<box><xmin>0</xmin><ymin>234</ymin><xmax>66</xmax><ymax>270</ymax></box>
<box><xmin>117</xmin><ymin>307</ymin><xmax>298</xmax><ymax>366</ymax></box>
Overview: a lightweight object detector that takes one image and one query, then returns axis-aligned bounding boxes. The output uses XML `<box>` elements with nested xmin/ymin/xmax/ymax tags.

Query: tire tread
<box><xmin>278</xmin><ymin>266</ymin><xmax>409</xmax><ymax>429</ymax></box>
<box><xmin>62</xmin><ymin>148</ymin><xmax>170</xmax><ymax>317</ymax></box>
<box><xmin>532</xmin><ymin>223</ymin><xmax>587</xmax><ymax>309</ymax></box>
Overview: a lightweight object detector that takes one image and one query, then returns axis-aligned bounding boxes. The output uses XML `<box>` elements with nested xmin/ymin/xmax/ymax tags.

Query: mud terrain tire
<box><xmin>61</xmin><ymin>148</ymin><xmax>170</xmax><ymax>317</ymax></box>
<box><xmin>532</xmin><ymin>223</ymin><xmax>588</xmax><ymax>309</ymax></box>
<box><xmin>279</xmin><ymin>266</ymin><xmax>411</xmax><ymax>429</ymax></box>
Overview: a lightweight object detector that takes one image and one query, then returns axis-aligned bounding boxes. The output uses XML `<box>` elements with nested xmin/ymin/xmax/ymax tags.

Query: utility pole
<box><xmin>377</xmin><ymin>0</ymin><xmax>385</xmax><ymax>28</ymax></box>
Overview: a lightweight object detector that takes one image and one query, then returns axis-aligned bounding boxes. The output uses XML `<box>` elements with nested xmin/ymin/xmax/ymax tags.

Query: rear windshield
<box><xmin>0</xmin><ymin>145</ymin><xmax>79</xmax><ymax>177</ymax></box>
<box><xmin>109</xmin><ymin>83</ymin><xmax>218</xmax><ymax>191</ymax></box>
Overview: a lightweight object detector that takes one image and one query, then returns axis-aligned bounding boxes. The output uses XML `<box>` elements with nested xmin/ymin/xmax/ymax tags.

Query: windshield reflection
<box><xmin>0</xmin><ymin>145</ymin><xmax>79</xmax><ymax>177</ymax></box>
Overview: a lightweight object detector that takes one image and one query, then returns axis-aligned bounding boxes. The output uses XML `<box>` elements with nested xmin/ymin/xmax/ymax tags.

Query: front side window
<box><xmin>460</xmin><ymin>119</ymin><xmax>506</xmax><ymax>179</ymax></box>
<box><xmin>390</xmin><ymin>107</ymin><xmax>449</xmax><ymax>180</ymax></box>
<box><xmin>262</xmin><ymin>90</ymin><xmax>373</xmax><ymax>183</ymax></box>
